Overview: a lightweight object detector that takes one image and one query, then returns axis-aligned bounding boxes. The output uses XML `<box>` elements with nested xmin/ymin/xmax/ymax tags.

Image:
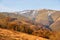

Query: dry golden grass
<box><xmin>0</xmin><ymin>28</ymin><xmax>48</xmax><ymax>40</ymax></box>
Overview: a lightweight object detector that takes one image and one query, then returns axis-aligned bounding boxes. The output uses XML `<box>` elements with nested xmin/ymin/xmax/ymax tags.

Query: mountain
<box><xmin>17</xmin><ymin>10</ymin><xmax>38</xmax><ymax>20</ymax></box>
<box><xmin>0</xmin><ymin>10</ymin><xmax>54</xmax><ymax>32</ymax></box>
<box><xmin>0</xmin><ymin>9</ymin><xmax>60</xmax><ymax>40</ymax></box>
<box><xmin>18</xmin><ymin>9</ymin><xmax>56</xmax><ymax>26</ymax></box>
<box><xmin>1</xmin><ymin>9</ymin><xmax>59</xmax><ymax>31</ymax></box>
<box><xmin>0</xmin><ymin>12</ymin><xmax>33</xmax><ymax>23</ymax></box>
<box><xmin>18</xmin><ymin>9</ymin><xmax>60</xmax><ymax>26</ymax></box>
<box><xmin>0</xmin><ymin>11</ymin><xmax>55</xmax><ymax>40</ymax></box>
<box><xmin>51</xmin><ymin>11</ymin><xmax>60</xmax><ymax>21</ymax></box>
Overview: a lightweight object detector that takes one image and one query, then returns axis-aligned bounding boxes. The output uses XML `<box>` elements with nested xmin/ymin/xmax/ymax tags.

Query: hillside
<box><xmin>19</xmin><ymin>9</ymin><xmax>60</xmax><ymax>29</ymax></box>
<box><xmin>0</xmin><ymin>15</ymin><xmax>54</xmax><ymax>39</ymax></box>
<box><xmin>50</xmin><ymin>17</ymin><xmax>60</xmax><ymax>32</ymax></box>
<box><xmin>0</xmin><ymin>28</ymin><xmax>48</xmax><ymax>40</ymax></box>
<box><xmin>0</xmin><ymin>9</ymin><xmax>60</xmax><ymax>40</ymax></box>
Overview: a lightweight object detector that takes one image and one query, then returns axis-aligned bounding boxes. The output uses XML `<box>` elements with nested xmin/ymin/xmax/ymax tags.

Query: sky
<box><xmin>0</xmin><ymin>0</ymin><xmax>60</xmax><ymax>12</ymax></box>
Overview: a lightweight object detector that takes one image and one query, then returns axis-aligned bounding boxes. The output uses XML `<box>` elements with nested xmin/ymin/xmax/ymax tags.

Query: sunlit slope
<box><xmin>0</xmin><ymin>28</ymin><xmax>48</xmax><ymax>40</ymax></box>
<box><xmin>35</xmin><ymin>9</ymin><xmax>55</xmax><ymax>26</ymax></box>
<box><xmin>50</xmin><ymin>17</ymin><xmax>60</xmax><ymax>32</ymax></box>
<box><xmin>51</xmin><ymin>11</ymin><xmax>60</xmax><ymax>21</ymax></box>
<box><xmin>0</xmin><ymin>12</ymin><xmax>30</xmax><ymax>21</ymax></box>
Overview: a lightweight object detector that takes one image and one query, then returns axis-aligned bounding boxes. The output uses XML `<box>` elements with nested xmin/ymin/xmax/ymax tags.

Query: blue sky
<box><xmin>0</xmin><ymin>0</ymin><xmax>60</xmax><ymax>12</ymax></box>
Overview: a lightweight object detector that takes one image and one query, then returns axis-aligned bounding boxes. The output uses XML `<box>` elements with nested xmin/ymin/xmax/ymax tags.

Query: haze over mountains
<box><xmin>0</xmin><ymin>9</ymin><xmax>60</xmax><ymax>40</ymax></box>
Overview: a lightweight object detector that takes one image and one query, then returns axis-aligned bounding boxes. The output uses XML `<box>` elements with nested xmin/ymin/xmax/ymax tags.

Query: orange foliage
<box><xmin>0</xmin><ymin>17</ymin><xmax>55</xmax><ymax>39</ymax></box>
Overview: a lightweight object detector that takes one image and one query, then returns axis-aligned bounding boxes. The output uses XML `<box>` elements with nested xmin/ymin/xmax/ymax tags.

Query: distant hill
<box><xmin>18</xmin><ymin>9</ymin><xmax>56</xmax><ymax>26</ymax></box>
<box><xmin>18</xmin><ymin>9</ymin><xmax>60</xmax><ymax>27</ymax></box>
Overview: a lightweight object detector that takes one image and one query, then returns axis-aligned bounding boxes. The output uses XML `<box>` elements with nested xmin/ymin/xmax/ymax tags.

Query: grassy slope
<box><xmin>0</xmin><ymin>28</ymin><xmax>48</xmax><ymax>40</ymax></box>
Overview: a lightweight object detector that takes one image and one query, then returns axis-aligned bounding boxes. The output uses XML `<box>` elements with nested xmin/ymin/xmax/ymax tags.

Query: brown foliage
<box><xmin>0</xmin><ymin>17</ymin><xmax>55</xmax><ymax>39</ymax></box>
<box><xmin>0</xmin><ymin>28</ymin><xmax>48</xmax><ymax>40</ymax></box>
<box><xmin>32</xmin><ymin>28</ymin><xmax>53</xmax><ymax>39</ymax></box>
